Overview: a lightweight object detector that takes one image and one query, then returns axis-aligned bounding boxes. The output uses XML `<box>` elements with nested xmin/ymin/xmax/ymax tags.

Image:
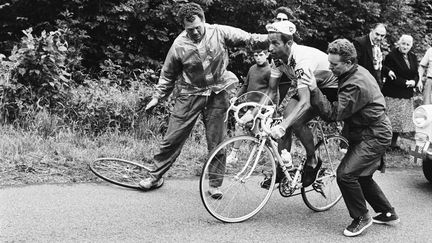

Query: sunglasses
<box><xmin>276</xmin><ymin>17</ymin><xmax>288</xmax><ymax>21</ymax></box>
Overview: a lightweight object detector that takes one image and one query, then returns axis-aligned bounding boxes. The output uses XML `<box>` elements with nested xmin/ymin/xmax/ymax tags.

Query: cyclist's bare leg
<box><xmin>292</xmin><ymin>120</ymin><xmax>317</xmax><ymax>167</ymax></box>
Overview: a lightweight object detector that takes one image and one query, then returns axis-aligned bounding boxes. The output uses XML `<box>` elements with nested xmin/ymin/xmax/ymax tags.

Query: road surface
<box><xmin>1</xmin><ymin>168</ymin><xmax>432</xmax><ymax>242</ymax></box>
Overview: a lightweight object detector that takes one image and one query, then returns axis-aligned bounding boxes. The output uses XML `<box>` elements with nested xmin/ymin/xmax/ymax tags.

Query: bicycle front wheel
<box><xmin>301</xmin><ymin>135</ymin><xmax>347</xmax><ymax>211</ymax></box>
<box><xmin>89</xmin><ymin>158</ymin><xmax>153</xmax><ymax>190</ymax></box>
<box><xmin>200</xmin><ymin>135</ymin><xmax>276</xmax><ymax>223</ymax></box>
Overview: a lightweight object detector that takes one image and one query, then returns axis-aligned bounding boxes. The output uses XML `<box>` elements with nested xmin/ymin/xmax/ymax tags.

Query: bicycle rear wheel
<box><xmin>89</xmin><ymin>158</ymin><xmax>153</xmax><ymax>190</ymax></box>
<box><xmin>200</xmin><ymin>135</ymin><xmax>276</xmax><ymax>223</ymax></box>
<box><xmin>301</xmin><ymin>135</ymin><xmax>347</xmax><ymax>211</ymax></box>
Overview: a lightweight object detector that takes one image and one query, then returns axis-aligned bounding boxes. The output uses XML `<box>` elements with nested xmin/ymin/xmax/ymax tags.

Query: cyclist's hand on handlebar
<box><xmin>239</xmin><ymin>110</ymin><xmax>254</xmax><ymax>124</ymax></box>
<box><xmin>270</xmin><ymin>124</ymin><xmax>286</xmax><ymax>139</ymax></box>
<box><xmin>145</xmin><ymin>97</ymin><xmax>159</xmax><ymax>113</ymax></box>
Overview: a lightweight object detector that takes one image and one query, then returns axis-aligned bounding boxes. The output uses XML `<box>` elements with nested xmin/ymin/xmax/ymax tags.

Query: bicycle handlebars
<box><xmin>225</xmin><ymin>97</ymin><xmax>276</xmax><ymax>135</ymax></box>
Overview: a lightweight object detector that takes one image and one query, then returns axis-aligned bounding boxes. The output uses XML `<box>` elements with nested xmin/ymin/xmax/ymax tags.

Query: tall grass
<box><xmin>0</xmin><ymin>112</ymin><xmax>208</xmax><ymax>186</ymax></box>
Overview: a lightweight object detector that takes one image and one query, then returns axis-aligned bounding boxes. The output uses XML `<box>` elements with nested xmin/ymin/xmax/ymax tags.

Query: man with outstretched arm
<box><xmin>140</xmin><ymin>3</ymin><xmax>267</xmax><ymax>199</ymax></box>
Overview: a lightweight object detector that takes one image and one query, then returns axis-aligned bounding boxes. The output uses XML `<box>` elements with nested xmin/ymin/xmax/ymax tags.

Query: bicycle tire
<box><xmin>89</xmin><ymin>158</ymin><xmax>153</xmax><ymax>190</ymax></box>
<box><xmin>301</xmin><ymin>135</ymin><xmax>347</xmax><ymax>212</ymax></box>
<box><xmin>200</xmin><ymin>135</ymin><xmax>276</xmax><ymax>223</ymax></box>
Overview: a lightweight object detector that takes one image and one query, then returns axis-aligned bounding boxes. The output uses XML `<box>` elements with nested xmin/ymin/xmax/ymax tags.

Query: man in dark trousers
<box><xmin>301</xmin><ymin>38</ymin><xmax>400</xmax><ymax>237</ymax></box>
<box><xmin>353</xmin><ymin>23</ymin><xmax>395</xmax><ymax>88</ymax></box>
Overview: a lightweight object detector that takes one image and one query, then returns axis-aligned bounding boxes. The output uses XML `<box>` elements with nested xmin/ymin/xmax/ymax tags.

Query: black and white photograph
<box><xmin>1</xmin><ymin>0</ymin><xmax>432</xmax><ymax>242</ymax></box>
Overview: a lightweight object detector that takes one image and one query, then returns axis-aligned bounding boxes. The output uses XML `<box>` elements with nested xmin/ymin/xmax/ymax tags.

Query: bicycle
<box><xmin>200</xmin><ymin>91</ymin><xmax>348</xmax><ymax>223</ymax></box>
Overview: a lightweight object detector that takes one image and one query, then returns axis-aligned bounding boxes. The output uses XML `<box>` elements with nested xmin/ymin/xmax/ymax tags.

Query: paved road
<box><xmin>1</xmin><ymin>168</ymin><xmax>432</xmax><ymax>242</ymax></box>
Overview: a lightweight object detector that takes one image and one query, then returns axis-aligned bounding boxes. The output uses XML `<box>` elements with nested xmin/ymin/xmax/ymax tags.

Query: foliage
<box><xmin>1</xmin><ymin>0</ymin><xmax>431</xmax><ymax>79</ymax></box>
<box><xmin>64</xmin><ymin>77</ymin><xmax>170</xmax><ymax>136</ymax></box>
<box><xmin>1</xmin><ymin>0</ymin><xmax>432</xmax><ymax>134</ymax></box>
<box><xmin>0</xmin><ymin>28</ymin><xmax>71</xmax><ymax>123</ymax></box>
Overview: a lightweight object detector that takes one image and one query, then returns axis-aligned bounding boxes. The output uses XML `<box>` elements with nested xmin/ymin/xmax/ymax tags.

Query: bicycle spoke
<box><xmin>301</xmin><ymin>136</ymin><xmax>346</xmax><ymax>211</ymax></box>
<box><xmin>89</xmin><ymin>158</ymin><xmax>152</xmax><ymax>189</ymax></box>
<box><xmin>200</xmin><ymin>136</ymin><xmax>276</xmax><ymax>222</ymax></box>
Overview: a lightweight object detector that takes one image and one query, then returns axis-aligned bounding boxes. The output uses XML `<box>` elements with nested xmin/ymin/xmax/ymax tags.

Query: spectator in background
<box><xmin>418</xmin><ymin>46</ymin><xmax>432</xmax><ymax>104</ymax></box>
<box><xmin>226</xmin><ymin>41</ymin><xmax>276</xmax><ymax>164</ymax></box>
<box><xmin>234</xmin><ymin>41</ymin><xmax>274</xmax><ymax>103</ymax></box>
<box><xmin>274</xmin><ymin>6</ymin><xmax>295</xmax><ymax>22</ymax></box>
<box><xmin>353</xmin><ymin>23</ymin><xmax>395</xmax><ymax>89</ymax></box>
<box><xmin>382</xmin><ymin>34</ymin><xmax>419</xmax><ymax>149</ymax></box>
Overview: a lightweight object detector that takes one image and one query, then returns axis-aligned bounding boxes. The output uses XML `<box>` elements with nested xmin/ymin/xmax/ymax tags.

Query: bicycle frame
<box><xmin>199</xmin><ymin>92</ymin><xmax>345</xmax><ymax>222</ymax></box>
<box><xmin>227</xmin><ymin>92</ymin><xmax>341</xmax><ymax>192</ymax></box>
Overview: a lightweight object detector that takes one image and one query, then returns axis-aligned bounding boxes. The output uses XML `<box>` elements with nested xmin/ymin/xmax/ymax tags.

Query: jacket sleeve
<box><xmin>216</xmin><ymin>24</ymin><xmax>267</xmax><ymax>45</ymax></box>
<box><xmin>154</xmin><ymin>44</ymin><xmax>182</xmax><ymax>100</ymax></box>
<box><xmin>383</xmin><ymin>53</ymin><xmax>408</xmax><ymax>88</ymax></box>
<box><xmin>410</xmin><ymin>53</ymin><xmax>420</xmax><ymax>85</ymax></box>
<box><xmin>310</xmin><ymin>82</ymin><xmax>367</xmax><ymax>121</ymax></box>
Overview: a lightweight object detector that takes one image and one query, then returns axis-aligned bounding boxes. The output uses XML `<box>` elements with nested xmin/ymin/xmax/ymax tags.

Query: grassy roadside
<box><xmin>0</xmin><ymin>125</ymin><xmax>421</xmax><ymax>187</ymax></box>
<box><xmin>0</xmin><ymin>124</ymin><xmax>208</xmax><ymax>186</ymax></box>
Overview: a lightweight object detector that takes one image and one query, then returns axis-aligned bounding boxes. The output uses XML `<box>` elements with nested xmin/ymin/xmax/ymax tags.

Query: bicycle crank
<box><xmin>279</xmin><ymin>171</ymin><xmax>298</xmax><ymax>197</ymax></box>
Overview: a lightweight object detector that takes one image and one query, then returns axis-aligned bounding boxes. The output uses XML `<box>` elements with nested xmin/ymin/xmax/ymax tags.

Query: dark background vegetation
<box><xmin>0</xmin><ymin>0</ymin><xmax>432</xmax><ymax>134</ymax></box>
<box><xmin>0</xmin><ymin>0</ymin><xmax>427</xmax><ymax>185</ymax></box>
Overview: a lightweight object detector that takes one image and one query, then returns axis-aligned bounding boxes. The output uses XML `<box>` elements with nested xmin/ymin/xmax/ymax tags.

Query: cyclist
<box><xmin>262</xmin><ymin>21</ymin><xmax>338</xmax><ymax>188</ymax></box>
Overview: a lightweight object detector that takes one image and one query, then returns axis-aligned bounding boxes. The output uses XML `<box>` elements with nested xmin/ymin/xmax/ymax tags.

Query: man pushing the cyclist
<box><xmin>301</xmin><ymin>38</ymin><xmax>399</xmax><ymax>237</ymax></box>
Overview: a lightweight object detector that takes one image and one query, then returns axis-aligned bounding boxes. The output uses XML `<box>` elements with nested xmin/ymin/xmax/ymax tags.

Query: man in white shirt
<box><xmin>262</xmin><ymin>21</ymin><xmax>338</xmax><ymax>188</ymax></box>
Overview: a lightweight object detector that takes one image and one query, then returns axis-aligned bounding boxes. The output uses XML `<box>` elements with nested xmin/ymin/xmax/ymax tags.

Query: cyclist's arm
<box><xmin>279</xmin><ymin>86</ymin><xmax>311</xmax><ymax>130</ymax></box>
<box><xmin>265</xmin><ymin>72</ymin><xmax>280</xmax><ymax>105</ymax></box>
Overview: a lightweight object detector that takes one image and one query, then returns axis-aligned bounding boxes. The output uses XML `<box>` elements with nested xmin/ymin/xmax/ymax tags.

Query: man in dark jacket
<box><xmin>301</xmin><ymin>39</ymin><xmax>399</xmax><ymax>237</ymax></box>
<box><xmin>353</xmin><ymin>23</ymin><xmax>395</xmax><ymax>89</ymax></box>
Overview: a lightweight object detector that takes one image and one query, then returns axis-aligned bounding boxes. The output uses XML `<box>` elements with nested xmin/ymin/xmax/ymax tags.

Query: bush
<box><xmin>0</xmin><ymin>27</ymin><xmax>169</xmax><ymax>136</ymax></box>
<box><xmin>63</xmin><ymin>75</ymin><xmax>171</xmax><ymax>136</ymax></box>
<box><xmin>0</xmin><ymin>28</ymin><xmax>71</xmax><ymax>123</ymax></box>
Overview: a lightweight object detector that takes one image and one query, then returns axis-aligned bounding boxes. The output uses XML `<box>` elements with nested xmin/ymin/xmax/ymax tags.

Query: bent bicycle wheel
<box><xmin>301</xmin><ymin>135</ymin><xmax>347</xmax><ymax>211</ymax></box>
<box><xmin>200</xmin><ymin>135</ymin><xmax>276</xmax><ymax>223</ymax></box>
<box><xmin>89</xmin><ymin>158</ymin><xmax>153</xmax><ymax>190</ymax></box>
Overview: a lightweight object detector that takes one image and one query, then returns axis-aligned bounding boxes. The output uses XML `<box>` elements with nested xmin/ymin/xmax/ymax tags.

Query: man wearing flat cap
<box><xmin>261</xmin><ymin>21</ymin><xmax>338</xmax><ymax>189</ymax></box>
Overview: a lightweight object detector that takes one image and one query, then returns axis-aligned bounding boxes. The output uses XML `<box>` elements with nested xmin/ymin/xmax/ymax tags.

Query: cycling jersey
<box><xmin>272</xmin><ymin>43</ymin><xmax>338</xmax><ymax>90</ymax></box>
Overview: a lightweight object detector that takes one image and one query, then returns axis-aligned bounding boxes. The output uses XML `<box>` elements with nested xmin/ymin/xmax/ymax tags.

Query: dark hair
<box><xmin>178</xmin><ymin>3</ymin><xmax>205</xmax><ymax>25</ymax></box>
<box><xmin>251</xmin><ymin>41</ymin><xmax>269</xmax><ymax>53</ymax></box>
<box><xmin>327</xmin><ymin>39</ymin><xmax>357</xmax><ymax>63</ymax></box>
<box><xmin>275</xmin><ymin>6</ymin><xmax>294</xmax><ymax>20</ymax></box>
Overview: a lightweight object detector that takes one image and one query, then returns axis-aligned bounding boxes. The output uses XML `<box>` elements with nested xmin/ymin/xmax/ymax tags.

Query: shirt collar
<box><xmin>369</xmin><ymin>34</ymin><xmax>378</xmax><ymax>46</ymax></box>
